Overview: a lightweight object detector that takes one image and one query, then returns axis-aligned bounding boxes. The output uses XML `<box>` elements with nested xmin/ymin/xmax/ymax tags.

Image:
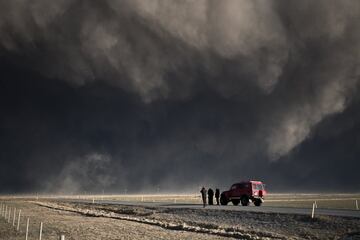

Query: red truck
<box><xmin>220</xmin><ymin>180</ymin><xmax>267</xmax><ymax>206</ymax></box>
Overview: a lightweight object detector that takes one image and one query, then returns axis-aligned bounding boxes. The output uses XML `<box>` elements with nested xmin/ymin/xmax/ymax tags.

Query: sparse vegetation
<box><xmin>0</xmin><ymin>194</ymin><xmax>359</xmax><ymax>239</ymax></box>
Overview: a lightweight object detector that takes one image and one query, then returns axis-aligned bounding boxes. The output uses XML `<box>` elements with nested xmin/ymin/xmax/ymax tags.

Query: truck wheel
<box><xmin>220</xmin><ymin>195</ymin><xmax>228</xmax><ymax>205</ymax></box>
<box><xmin>241</xmin><ymin>196</ymin><xmax>249</xmax><ymax>206</ymax></box>
<box><xmin>231</xmin><ymin>199</ymin><xmax>240</xmax><ymax>206</ymax></box>
<box><xmin>254</xmin><ymin>199</ymin><xmax>262</xmax><ymax>206</ymax></box>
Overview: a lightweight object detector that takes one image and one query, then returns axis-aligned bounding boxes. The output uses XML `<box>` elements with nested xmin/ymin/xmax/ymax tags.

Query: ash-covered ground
<box><xmin>1</xmin><ymin>199</ymin><xmax>359</xmax><ymax>240</ymax></box>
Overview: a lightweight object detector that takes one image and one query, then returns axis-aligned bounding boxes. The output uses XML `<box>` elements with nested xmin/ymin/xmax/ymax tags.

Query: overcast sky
<box><xmin>0</xmin><ymin>0</ymin><xmax>359</xmax><ymax>194</ymax></box>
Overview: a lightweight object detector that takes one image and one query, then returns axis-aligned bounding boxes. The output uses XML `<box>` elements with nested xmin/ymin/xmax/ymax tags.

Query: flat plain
<box><xmin>0</xmin><ymin>193</ymin><xmax>359</xmax><ymax>240</ymax></box>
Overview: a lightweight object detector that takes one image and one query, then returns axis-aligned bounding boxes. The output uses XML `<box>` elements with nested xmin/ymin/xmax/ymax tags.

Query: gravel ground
<box><xmin>1</xmin><ymin>200</ymin><xmax>359</xmax><ymax>240</ymax></box>
<box><xmin>0</xmin><ymin>200</ymin><xmax>232</xmax><ymax>240</ymax></box>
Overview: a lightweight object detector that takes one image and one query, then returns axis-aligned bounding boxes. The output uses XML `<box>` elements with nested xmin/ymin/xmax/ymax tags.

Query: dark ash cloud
<box><xmin>0</xmin><ymin>0</ymin><xmax>359</xmax><ymax>193</ymax></box>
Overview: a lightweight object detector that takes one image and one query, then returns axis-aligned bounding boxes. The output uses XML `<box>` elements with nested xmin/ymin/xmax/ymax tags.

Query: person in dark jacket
<box><xmin>215</xmin><ymin>188</ymin><xmax>220</xmax><ymax>205</ymax></box>
<box><xmin>200</xmin><ymin>187</ymin><xmax>207</xmax><ymax>208</ymax></box>
<box><xmin>208</xmin><ymin>188</ymin><xmax>214</xmax><ymax>205</ymax></box>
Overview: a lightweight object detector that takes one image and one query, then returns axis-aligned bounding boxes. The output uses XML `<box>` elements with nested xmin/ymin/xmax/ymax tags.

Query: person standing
<box><xmin>215</xmin><ymin>188</ymin><xmax>220</xmax><ymax>205</ymax></box>
<box><xmin>200</xmin><ymin>187</ymin><xmax>207</xmax><ymax>208</ymax></box>
<box><xmin>208</xmin><ymin>188</ymin><xmax>214</xmax><ymax>205</ymax></box>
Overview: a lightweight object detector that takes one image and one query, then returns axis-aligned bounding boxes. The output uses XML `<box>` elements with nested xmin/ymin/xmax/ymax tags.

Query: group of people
<box><xmin>200</xmin><ymin>187</ymin><xmax>220</xmax><ymax>207</ymax></box>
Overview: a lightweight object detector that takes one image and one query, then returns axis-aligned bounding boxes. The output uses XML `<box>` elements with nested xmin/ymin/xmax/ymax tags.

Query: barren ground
<box><xmin>0</xmin><ymin>200</ymin><xmax>231</xmax><ymax>240</ymax></box>
<box><xmin>1</xmin><ymin>198</ymin><xmax>359</xmax><ymax>240</ymax></box>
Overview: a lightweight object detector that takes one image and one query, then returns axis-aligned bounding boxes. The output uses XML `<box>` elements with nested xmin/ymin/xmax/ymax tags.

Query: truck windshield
<box><xmin>253</xmin><ymin>184</ymin><xmax>264</xmax><ymax>190</ymax></box>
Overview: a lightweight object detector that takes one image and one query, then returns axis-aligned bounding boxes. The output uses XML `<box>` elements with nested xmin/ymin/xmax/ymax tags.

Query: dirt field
<box><xmin>4</xmin><ymin>193</ymin><xmax>359</xmax><ymax>209</ymax></box>
<box><xmin>0</xmin><ymin>200</ymin><xmax>231</xmax><ymax>240</ymax></box>
<box><xmin>264</xmin><ymin>194</ymin><xmax>360</xmax><ymax>210</ymax></box>
<box><xmin>1</xmin><ymin>197</ymin><xmax>359</xmax><ymax>240</ymax></box>
<box><xmin>105</xmin><ymin>193</ymin><xmax>360</xmax><ymax>210</ymax></box>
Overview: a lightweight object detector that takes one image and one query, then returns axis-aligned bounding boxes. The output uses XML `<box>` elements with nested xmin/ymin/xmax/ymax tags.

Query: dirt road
<box><xmin>72</xmin><ymin>199</ymin><xmax>360</xmax><ymax>218</ymax></box>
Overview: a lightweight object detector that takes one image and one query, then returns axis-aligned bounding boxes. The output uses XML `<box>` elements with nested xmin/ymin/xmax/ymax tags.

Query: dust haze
<box><xmin>0</xmin><ymin>0</ymin><xmax>359</xmax><ymax>193</ymax></box>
